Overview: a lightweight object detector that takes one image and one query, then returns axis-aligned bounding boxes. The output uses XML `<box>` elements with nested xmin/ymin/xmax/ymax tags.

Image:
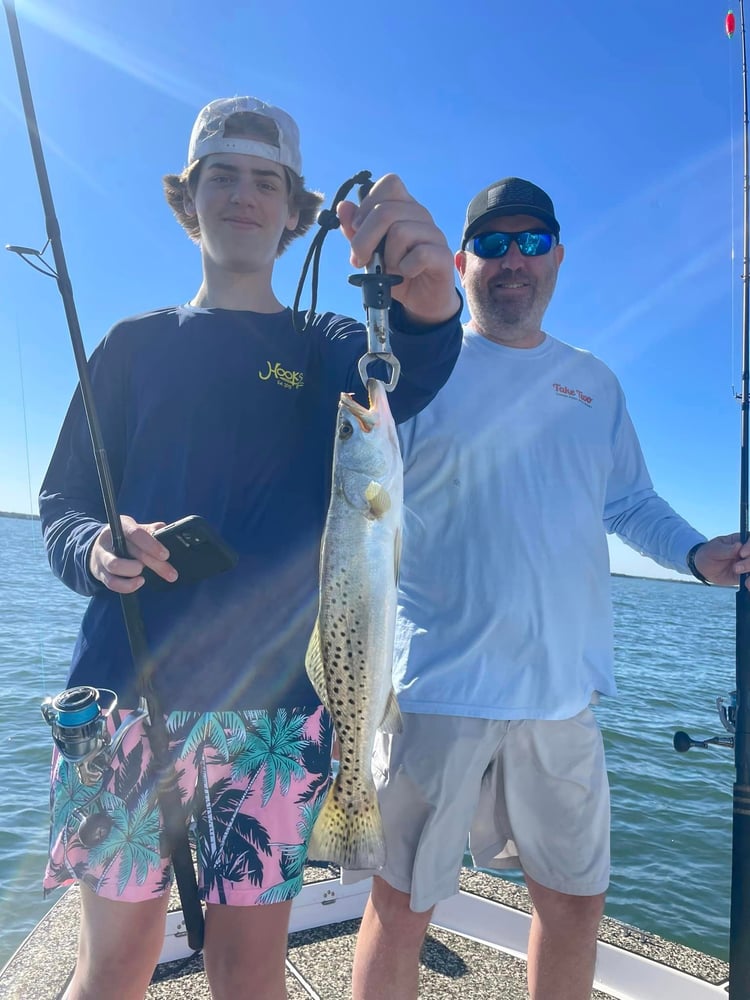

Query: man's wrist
<box><xmin>687</xmin><ymin>542</ymin><xmax>711</xmax><ymax>585</ymax></box>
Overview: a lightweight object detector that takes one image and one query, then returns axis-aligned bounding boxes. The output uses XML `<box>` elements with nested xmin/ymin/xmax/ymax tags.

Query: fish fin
<box><xmin>307</xmin><ymin>776</ymin><xmax>386</xmax><ymax>870</ymax></box>
<box><xmin>342</xmin><ymin>474</ymin><xmax>374</xmax><ymax>512</ymax></box>
<box><xmin>379</xmin><ymin>688</ymin><xmax>403</xmax><ymax>734</ymax></box>
<box><xmin>365</xmin><ymin>481</ymin><xmax>391</xmax><ymax>518</ymax></box>
<box><xmin>394</xmin><ymin>525</ymin><xmax>402</xmax><ymax>586</ymax></box>
<box><xmin>305</xmin><ymin>623</ymin><xmax>331</xmax><ymax>713</ymax></box>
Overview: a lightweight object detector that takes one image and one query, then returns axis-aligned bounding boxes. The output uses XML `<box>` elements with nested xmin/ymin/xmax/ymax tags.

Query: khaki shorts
<box><xmin>343</xmin><ymin>709</ymin><xmax>610</xmax><ymax>911</ymax></box>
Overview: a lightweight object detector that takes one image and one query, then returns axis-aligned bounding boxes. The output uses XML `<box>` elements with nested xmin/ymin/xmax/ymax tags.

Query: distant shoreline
<box><xmin>610</xmin><ymin>571</ymin><xmax>698</xmax><ymax>586</ymax></box>
<box><xmin>0</xmin><ymin>511</ymin><xmax>700</xmax><ymax>584</ymax></box>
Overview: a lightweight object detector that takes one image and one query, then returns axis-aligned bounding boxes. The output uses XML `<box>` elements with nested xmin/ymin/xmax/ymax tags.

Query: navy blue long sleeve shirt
<box><xmin>39</xmin><ymin>302</ymin><xmax>461</xmax><ymax>712</ymax></box>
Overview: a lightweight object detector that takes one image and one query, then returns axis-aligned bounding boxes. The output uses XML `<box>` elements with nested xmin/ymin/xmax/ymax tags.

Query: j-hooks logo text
<box><xmin>259</xmin><ymin>361</ymin><xmax>304</xmax><ymax>390</ymax></box>
<box><xmin>553</xmin><ymin>382</ymin><xmax>593</xmax><ymax>407</ymax></box>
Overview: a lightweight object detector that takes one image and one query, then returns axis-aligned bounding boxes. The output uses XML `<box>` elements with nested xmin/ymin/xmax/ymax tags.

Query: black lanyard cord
<box><xmin>293</xmin><ymin>169</ymin><xmax>372</xmax><ymax>332</ymax></box>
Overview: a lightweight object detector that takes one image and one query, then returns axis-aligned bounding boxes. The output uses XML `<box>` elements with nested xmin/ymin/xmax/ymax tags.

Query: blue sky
<box><xmin>0</xmin><ymin>0</ymin><xmax>743</xmax><ymax>579</ymax></box>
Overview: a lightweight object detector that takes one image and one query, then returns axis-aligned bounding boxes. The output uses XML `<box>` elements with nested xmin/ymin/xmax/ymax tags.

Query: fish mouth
<box><xmin>339</xmin><ymin>392</ymin><xmax>377</xmax><ymax>432</ymax></box>
<box><xmin>338</xmin><ymin>378</ymin><xmax>390</xmax><ymax>432</ymax></box>
<box><xmin>366</xmin><ymin>377</ymin><xmax>389</xmax><ymax>411</ymax></box>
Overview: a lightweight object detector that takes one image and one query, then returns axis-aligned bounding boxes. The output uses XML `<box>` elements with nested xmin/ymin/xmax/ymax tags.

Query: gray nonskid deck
<box><xmin>0</xmin><ymin>867</ymin><xmax>729</xmax><ymax>1000</ymax></box>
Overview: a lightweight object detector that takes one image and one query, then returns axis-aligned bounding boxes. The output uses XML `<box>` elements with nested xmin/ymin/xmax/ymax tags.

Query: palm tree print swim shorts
<box><xmin>44</xmin><ymin>706</ymin><xmax>333</xmax><ymax>905</ymax></box>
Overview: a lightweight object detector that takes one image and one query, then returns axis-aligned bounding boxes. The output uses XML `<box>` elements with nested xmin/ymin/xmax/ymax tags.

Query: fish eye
<box><xmin>339</xmin><ymin>420</ymin><xmax>354</xmax><ymax>439</ymax></box>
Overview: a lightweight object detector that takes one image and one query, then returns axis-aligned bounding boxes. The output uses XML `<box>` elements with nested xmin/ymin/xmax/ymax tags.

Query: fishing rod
<box><xmin>2</xmin><ymin>0</ymin><xmax>204</xmax><ymax>951</ymax></box>
<box><xmin>673</xmin><ymin>7</ymin><xmax>750</xmax><ymax>992</ymax></box>
<box><xmin>730</xmin><ymin>2</ymin><xmax>750</xmax><ymax>991</ymax></box>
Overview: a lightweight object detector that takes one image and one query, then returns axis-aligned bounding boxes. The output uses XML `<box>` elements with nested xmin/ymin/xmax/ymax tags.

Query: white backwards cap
<box><xmin>187</xmin><ymin>96</ymin><xmax>302</xmax><ymax>176</ymax></box>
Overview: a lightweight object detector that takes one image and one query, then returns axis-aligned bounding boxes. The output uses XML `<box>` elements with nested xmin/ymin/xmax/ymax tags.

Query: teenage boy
<box><xmin>39</xmin><ymin>96</ymin><xmax>462</xmax><ymax>1000</ymax></box>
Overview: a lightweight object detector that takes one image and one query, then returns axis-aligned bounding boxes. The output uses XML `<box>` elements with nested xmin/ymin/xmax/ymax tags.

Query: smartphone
<box><xmin>142</xmin><ymin>515</ymin><xmax>238</xmax><ymax>590</ymax></box>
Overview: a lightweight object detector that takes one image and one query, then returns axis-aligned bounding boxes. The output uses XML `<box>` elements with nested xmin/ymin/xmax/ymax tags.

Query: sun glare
<box><xmin>14</xmin><ymin>0</ymin><xmax>204</xmax><ymax>106</ymax></box>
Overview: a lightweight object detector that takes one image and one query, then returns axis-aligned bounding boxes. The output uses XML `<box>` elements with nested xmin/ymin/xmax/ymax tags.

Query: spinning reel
<box><xmin>673</xmin><ymin>690</ymin><xmax>737</xmax><ymax>753</ymax></box>
<box><xmin>41</xmin><ymin>686</ymin><xmax>149</xmax><ymax>846</ymax></box>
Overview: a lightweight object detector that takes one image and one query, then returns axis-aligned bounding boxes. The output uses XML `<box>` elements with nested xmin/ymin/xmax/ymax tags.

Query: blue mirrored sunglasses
<box><xmin>465</xmin><ymin>230</ymin><xmax>556</xmax><ymax>259</ymax></box>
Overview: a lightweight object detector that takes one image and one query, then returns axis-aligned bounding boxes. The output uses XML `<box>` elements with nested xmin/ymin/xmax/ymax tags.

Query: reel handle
<box><xmin>673</xmin><ymin>729</ymin><xmax>734</xmax><ymax>752</ymax></box>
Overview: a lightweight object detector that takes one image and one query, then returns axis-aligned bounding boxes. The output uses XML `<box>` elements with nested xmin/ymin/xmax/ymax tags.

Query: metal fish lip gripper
<box><xmin>349</xmin><ymin>182</ymin><xmax>403</xmax><ymax>391</ymax></box>
<box><xmin>350</xmin><ymin>249</ymin><xmax>402</xmax><ymax>390</ymax></box>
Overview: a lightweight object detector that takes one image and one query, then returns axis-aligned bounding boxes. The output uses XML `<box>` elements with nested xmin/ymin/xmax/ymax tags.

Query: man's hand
<box><xmin>337</xmin><ymin>174</ymin><xmax>460</xmax><ymax>327</ymax></box>
<box><xmin>89</xmin><ymin>515</ymin><xmax>177</xmax><ymax>593</ymax></box>
<box><xmin>693</xmin><ymin>533</ymin><xmax>750</xmax><ymax>588</ymax></box>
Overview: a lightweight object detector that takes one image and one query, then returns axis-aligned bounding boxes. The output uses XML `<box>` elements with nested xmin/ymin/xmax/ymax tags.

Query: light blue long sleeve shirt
<box><xmin>393</xmin><ymin>329</ymin><xmax>705</xmax><ymax>720</ymax></box>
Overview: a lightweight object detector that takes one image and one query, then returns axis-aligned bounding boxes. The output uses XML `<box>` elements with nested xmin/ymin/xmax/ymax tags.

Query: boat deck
<box><xmin>0</xmin><ymin>866</ymin><xmax>729</xmax><ymax>1000</ymax></box>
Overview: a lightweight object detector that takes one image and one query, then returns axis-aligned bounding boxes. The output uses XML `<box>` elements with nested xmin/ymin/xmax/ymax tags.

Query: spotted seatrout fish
<box><xmin>305</xmin><ymin>377</ymin><xmax>403</xmax><ymax>870</ymax></box>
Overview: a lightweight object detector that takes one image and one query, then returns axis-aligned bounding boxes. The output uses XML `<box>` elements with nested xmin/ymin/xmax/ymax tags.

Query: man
<box><xmin>39</xmin><ymin>96</ymin><xmax>461</xmax><ymax>1000</ymax></box>
<box><xmin>348</xmin><ymin>177</ymin><xmax>750</xmax><ymax>1000</ymax></box>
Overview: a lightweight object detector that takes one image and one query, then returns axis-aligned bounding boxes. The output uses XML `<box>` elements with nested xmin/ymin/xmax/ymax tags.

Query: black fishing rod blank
<box><xmin>731</xmin><ymin>1</ymin><xmax>750</xmax><ymax>994</ymax></box>
<box><xmin>2</xmin><ymin>0</ymin><xmax>203</xmax><ymax>951</ymax></box>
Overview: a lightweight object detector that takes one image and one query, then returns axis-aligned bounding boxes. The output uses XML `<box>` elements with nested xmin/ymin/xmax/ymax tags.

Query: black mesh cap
<box><xmin>462</xmin><ymin>177</ymin><xmax>560</xmax><ymax>247</ymax></box>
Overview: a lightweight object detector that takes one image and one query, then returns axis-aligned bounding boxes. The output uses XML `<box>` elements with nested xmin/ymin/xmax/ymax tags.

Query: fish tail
<box><xmin>307</xmin><ymin>776</ymin><xmax>386</xmax><ymax>870</ymax></box>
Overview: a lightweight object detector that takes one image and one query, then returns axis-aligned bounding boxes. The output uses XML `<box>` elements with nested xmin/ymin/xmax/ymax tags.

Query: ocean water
<box><xmin>0</xmin><ymin>515</ymin><xmax>737</xmax><ymax>968</ymax></box>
